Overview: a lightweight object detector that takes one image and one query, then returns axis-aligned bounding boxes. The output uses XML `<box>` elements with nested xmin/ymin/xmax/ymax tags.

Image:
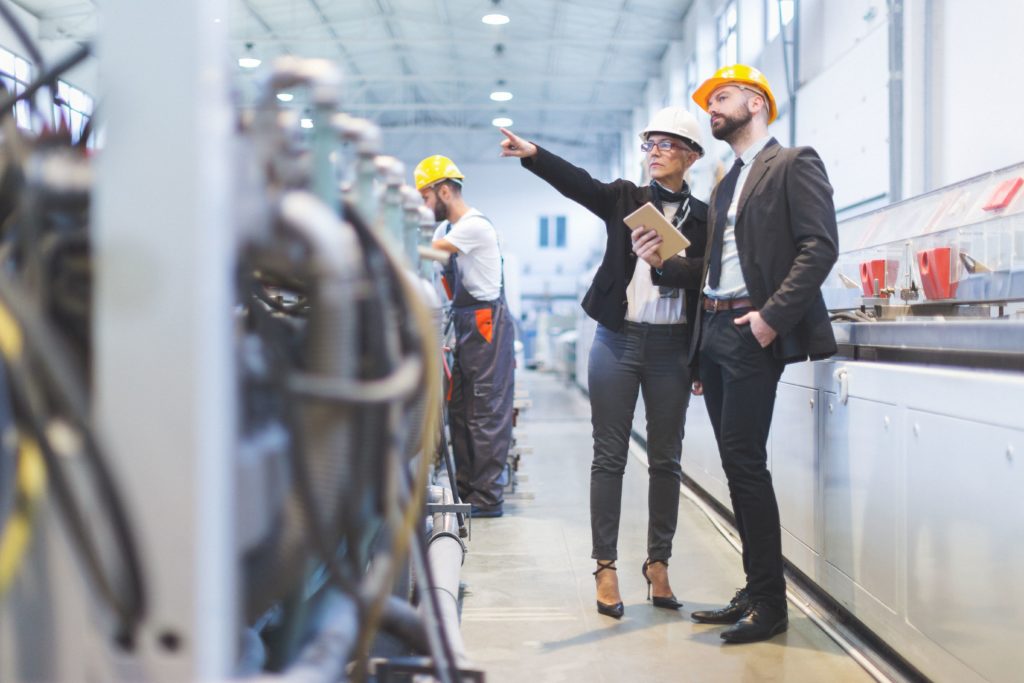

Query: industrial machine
<box><xmin>0</xmin><ymin>5</ymin><xmax>480</xmax><ymax>681</ymax></box>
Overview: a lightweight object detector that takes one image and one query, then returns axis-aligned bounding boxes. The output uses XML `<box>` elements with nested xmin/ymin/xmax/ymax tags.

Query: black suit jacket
<box><xmin>655</xmin><ymin>140</ymin><xmax>839</xmax><ymax>365</ymax></box>
<box><xmin>522</xmin><ymin>146</ymin><xmax>708</xmax><ymax>335</ymax></box>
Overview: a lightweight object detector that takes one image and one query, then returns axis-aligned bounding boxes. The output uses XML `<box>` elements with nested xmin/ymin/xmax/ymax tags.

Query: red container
<box><xmin>859</xmin><ymin>259</ymin><xmax>900</xmax><ymax>296</ymax></box>
<box><xmin>917</xmin><ymin>247</ymin><xmax>959</xmax><ymax>299</ymax></box>
<box><xmin>982</xmin><ymin>177</ymin><xmax>1023</xmax><ymax>212</ymax></box>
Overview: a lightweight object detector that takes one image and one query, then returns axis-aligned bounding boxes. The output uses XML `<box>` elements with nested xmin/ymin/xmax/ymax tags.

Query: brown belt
<box><xmin>703</xmin><ymin>297</ymin><xmax>753</xmax><ymax>312</ymax></box>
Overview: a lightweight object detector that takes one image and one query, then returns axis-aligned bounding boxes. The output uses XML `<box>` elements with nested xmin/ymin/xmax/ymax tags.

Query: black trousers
<box><xmin>699</xmin><ymin>308</ymin><xmax>787</xmax><ymax>609</ymax></box>
<box><xmin>587</xmin><ymin>321</ymin><xmax>691</xmax><ymax>561</ymax></box>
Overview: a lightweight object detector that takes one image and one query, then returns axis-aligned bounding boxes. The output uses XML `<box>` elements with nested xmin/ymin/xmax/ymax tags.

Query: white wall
<box><xmin>619</xmin><ymin>0</ymin><xmax>1024</xmax><ymax>216</ymax></box>
<box><xmin>796</xmin><ymin>1</ymin><xmax>890</xmax><ymax>212</ymax></box>
<box><xmin>455</xmin><ymin>160</ymin><xmax>606</xmax><ymax>310</ymax></box>
<box><xmin>928</xmin><ymin>0</ymin><xmax>1024</xmax><ymax>188</ymax></box>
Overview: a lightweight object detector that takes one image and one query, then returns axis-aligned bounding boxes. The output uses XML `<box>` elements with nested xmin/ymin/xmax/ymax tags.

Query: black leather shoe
<box><xmin>642</xmin><ymin>559</ymin><xmax>682</xmax><ymax>610</ymax></box>
<box><xmin>691</xmin><ymin>588</ymin><xmax>750</xmax><ymax>624</ymax></box>
<box><xmin>470</xmin><ymin>504</ymin><xmax>503</xmax><ymax>518</ymax></box>
<box><xmin>720</xmin><ymin>601</ymin><xmax>788</xmax><ymax>643</ymax></box>
<box><xmin>593</xmin><ymin>561</ymin><xmax>624</xmax><ymax>619</ymax></box>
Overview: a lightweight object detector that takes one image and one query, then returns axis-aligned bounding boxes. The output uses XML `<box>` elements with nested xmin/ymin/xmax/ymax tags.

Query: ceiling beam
<box><xmin>37</xmin><ymin>14</ymin><xmax>96</xmax><ymax>40</ymax></box>
<box><xmin>340</xmin><ymin>74</ymin><xmax>647</xmax><ymax>84</ymax></box>
<box><xmin>344</xmin><ymin>102</ymin><xmax>634</xmax><ymax>112</ymax></box>
<box><xmin>230</xmin><ymin>37</ymin><xmax>667</xmax><ymax>48</ymax></box>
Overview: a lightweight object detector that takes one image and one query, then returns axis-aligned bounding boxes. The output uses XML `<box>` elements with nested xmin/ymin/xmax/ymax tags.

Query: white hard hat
<box><xmin>639</xmin><ymin>106</ymin><xmax>704</xmax><ymax>157</ymax></box>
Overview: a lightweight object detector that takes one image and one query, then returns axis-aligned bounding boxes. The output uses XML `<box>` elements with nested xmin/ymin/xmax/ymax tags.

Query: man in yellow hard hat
<box><xmin>414</xmin><ymin>154</ymin><xmax>514</xmax><ymax>518</ymax></box>
<box><xmin>638</xmin><ymin>64</ymin><xmax>839</xmax><ymax>643</ymax></box>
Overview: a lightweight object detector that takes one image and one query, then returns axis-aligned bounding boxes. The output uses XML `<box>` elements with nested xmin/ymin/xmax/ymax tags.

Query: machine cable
<box><xmin>0</xmin><ymin>35</ymin><xmax>148</xmax><ymax>644</ymax></box>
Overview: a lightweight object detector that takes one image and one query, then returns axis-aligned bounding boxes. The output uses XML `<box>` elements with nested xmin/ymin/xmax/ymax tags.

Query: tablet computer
<box><xmin>623</xmin><ymin>202</ymin><xmax>690</xmax><ymax>260</ymax></box>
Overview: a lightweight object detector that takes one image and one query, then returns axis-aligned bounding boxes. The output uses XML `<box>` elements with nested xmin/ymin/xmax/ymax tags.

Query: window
<box><xmin>0</xmin><ymin>46</ymin><xmax>94</xmax><ymax>141</ymax></box>
<box><xmin>717</xmin><ymin>1</ymin><xmax>738</xmax><ymax>66</ymax></box>
<box><xmin>538</xmin><ymin>215</ymin><xmax>567</xmax><ymax>248</ymax></box>
<box><xmin>53</xmin><ymin>80</ymin><xmax>94</xmax><ymax>144</ymax></box>
<box><xmin>684</xmin><ymin>57</ymin><xmax>698</xmax><ymax>111</ymax></box>
<box><xmin>0</xmin><ymin>46</ymin><xmax>34</xmax><ymax>130</ymax></box>
<box><xmin>766</xmin><ymin>0</ymin><xmax>795</xmax><ymax>42</ymax></box>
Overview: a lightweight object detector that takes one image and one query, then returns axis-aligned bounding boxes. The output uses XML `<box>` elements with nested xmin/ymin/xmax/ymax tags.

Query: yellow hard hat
<box><xmin>692</xmin><ymin>64</ymin><xmax>778</xmax><ymax>124</ymax></box>
<box><xmin>413</xmin><ymin>154</ymin><xmax>465</xmax><ymax>191</ymax></box>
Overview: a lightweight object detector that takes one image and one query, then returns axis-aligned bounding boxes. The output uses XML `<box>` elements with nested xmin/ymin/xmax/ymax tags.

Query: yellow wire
<box><xmin>0</xmin><ymin>301</ymin><xmax>23</xmax><ymax>359</ymax></box>
<box><xmin>0</xmin><ymin>437</ymin><xmax>47</xmax><ymax>597</ymax></box>
<box><xmin>0</xmin><ymin>295</ymin><xmax>37</xmax><ymax>598</ymax></box>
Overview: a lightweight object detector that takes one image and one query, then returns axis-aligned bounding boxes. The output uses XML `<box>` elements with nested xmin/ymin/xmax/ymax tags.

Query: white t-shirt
<box><xmin>625</xmin><ymin>202</ymin><xmax>687</xmax><ymax>325</ymax></box>
<box><xmin>433</xmin><ymin>208</ymin><xmax>503</xmax><ymax>302</ymax></box>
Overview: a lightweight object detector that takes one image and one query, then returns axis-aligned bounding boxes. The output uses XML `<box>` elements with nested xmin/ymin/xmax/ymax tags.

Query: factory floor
<box><xmin>459</xmin><ymin>370</ymin><xmax>875</xmax><ymax>683</ymax></box>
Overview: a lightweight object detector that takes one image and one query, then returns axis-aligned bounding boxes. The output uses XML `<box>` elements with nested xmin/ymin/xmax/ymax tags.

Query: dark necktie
<box><xmin>707</xmin><ymin>157</ymin><xmax>745</xmax><ymax>289</ymax></box>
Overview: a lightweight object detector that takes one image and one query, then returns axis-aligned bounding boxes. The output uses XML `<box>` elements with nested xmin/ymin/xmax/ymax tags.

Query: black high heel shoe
<box><xmin>642</xmin><ymin>559</ymin><xmax>682</xmax><ymax>610</ymax></box>
<box><xmin>593</xmin><ymin>561</ymin><xmax>624</xmax><ymax>619</ymax></box>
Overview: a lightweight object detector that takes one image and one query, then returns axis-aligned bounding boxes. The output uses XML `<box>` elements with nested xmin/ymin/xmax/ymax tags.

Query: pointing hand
<box><xmin>499</xmin><ymin>128</ymin><xmax>537</xmax><ymax>158</ymax></box>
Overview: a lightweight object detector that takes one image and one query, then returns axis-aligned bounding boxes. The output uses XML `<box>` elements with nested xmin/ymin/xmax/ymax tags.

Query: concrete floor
<box><xmin>459</xmin><ymin>370</ymin><xmax>875</xmax><ymax>683</ymax></box>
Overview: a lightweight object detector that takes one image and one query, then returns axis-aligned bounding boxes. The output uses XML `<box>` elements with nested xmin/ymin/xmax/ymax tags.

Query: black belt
<box><xmin>703</xmin><ymin>297</ymin><xmax>753</xmax><ymax>312</ymax></box>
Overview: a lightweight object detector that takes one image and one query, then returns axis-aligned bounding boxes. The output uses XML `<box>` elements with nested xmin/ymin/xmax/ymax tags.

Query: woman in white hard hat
<box><xmin>500</xmin><ymin>107</ymin><xmax>707</xmax><ymax>619</ymax></box>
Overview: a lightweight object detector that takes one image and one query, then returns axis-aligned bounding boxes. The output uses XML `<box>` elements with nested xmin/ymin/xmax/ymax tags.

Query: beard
<box><xmin>433</xmin><ymin>197</ymin><xmax>449</xmax><ymax>222</ymax></box>
<box><xmin>711</xmin><ymin>106</ymin><xmax>753</xmax><ymax>142</ymax></box>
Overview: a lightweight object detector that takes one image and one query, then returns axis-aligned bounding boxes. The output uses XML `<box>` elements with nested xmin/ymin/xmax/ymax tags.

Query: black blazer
<box><xmin>522</xmin><ymin>146</ymin><xmax>708</xmax><ymax>334</ymax></box>
<box><xmin>655</xmin><ymin>140</ymin><xmax>839</xmax><ymax>365</ymax></box>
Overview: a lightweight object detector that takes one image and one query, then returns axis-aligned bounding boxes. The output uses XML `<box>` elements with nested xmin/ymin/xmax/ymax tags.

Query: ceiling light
<box><xmin>482</xmin><ymin>13</ymin><xmax>510</xmax><ymax>25</ymax></box>
<box><xmin>300</xmin><ymin>118</ymin><xmax>314</xmax><ymax>129</ymax></box>
<box><xmin>491</xmin><ymin>116</ymin><xmax>513</xmax><ymax>127</ymax></box>
<box><xmin>490</xmin><ymin>90</ymin><xmax>513</xmax><ymax>102</ymax></box>
<box><xmin>239</xmin><ymin>42</ymin><xmax>260</xmax><ymax>69</ymax></box>
<box><xmin>277</xmin><ymin>93</ymin><xmax>294</xmax><ymax>102</ymax></box>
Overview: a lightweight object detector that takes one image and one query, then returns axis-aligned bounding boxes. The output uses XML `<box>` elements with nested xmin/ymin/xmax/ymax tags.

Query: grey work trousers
<box><xmin>449</xmin><ymin>299</ymin><xmax>516</xmax><ymax>510</ymax></box>
<box><xmin>587</xmin><ymin>321</ymin><xmax>691</xmax><ymax>561</ymax></box>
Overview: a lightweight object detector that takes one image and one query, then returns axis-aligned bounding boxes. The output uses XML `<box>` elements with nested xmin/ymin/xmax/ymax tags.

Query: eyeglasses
<box><xmin>641</xmin><ymin>139</ymin><xmax>691</xmax><ymax>153</ymax></box>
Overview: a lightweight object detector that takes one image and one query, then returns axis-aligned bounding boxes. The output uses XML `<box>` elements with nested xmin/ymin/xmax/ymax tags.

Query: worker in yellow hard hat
<box><xmin>638</xmin><ymin>64</ymin><xmax>838</xmax><ymax>643</ymax></box>
<box><xmin>414</xmin><ymin>154</ymin><xmax>514</xmax><ymax>519</ymax></box>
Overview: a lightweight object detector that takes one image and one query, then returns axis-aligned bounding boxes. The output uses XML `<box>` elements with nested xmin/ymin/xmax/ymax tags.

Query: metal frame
<box><xmin>93</xmin><ymin>0</ymin><xmax>237</xmax><ymax>677</ymax></box>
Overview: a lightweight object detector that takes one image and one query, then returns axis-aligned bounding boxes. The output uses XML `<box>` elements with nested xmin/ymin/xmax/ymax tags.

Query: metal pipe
<box><xmin>248</xmin><ymin>191</ymin><xmax>362</xmax><ymax>618</ymax></box>
<box><xmin>280</xmin><ymin>190</ymin><xmax>362</xmax><ymax>514</ymax></box>
<box><xmin>376</xmin><ymin>156</ymin><xmax>407</xmax><ymax>248</ymax></box>
<box><xmin>888</xmin><ymin>0</ymin><xmax>905</xmax><ymax>202</ymax></box>
<box><xmin>379</xmin><ymin>594</ymin><xmax>430</xmax><ymax>655</ymax></box>
<box><xmin>251</xmin><ymin>57</ymin><xmax>344</xmax><ymax>197</ymax></box>
<box><xmin>332</xmin><ymin>113</ymin><xmax>382</xmax><ymax>222</ymax></box>
<box><xmin>424</xmin><ymin>485</ymin><xmax>468</xmax><ymax>665</ymax></box>
<box><xmin>922</xmin><ymin>0</ymin><xmax>935</xmax><ymax>192</ymax></box>
<box><xmin>417</xmin><ymin>206</ymin><xmax>439</xmax><ymax>281</ymax></box>
<box><xmin>264</xmin><ymin>56</ymin><xmax>343</xmax><ymax>109</ymax></box>
<box><xmin>402</xmin><ymin>185</ymin><xmax>425</xmax><ymax>266</ymax></box>
<box><xmin>243</xmin><ymin>591</ymin><xmax>360</xmax><ymax>683</ymax></box>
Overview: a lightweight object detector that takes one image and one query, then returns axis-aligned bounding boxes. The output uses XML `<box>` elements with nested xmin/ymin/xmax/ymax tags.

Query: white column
<box><xmin>94</xmin><ymin>0</ymin><xmax>236</xmax><ymax>679</ymax></box>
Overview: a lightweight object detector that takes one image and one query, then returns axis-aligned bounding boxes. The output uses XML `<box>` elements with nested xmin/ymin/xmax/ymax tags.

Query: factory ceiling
<box><xmin>13</xmin><ymin>0</ymin><xmax>694</xmax><ymax>171</ymax></box>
